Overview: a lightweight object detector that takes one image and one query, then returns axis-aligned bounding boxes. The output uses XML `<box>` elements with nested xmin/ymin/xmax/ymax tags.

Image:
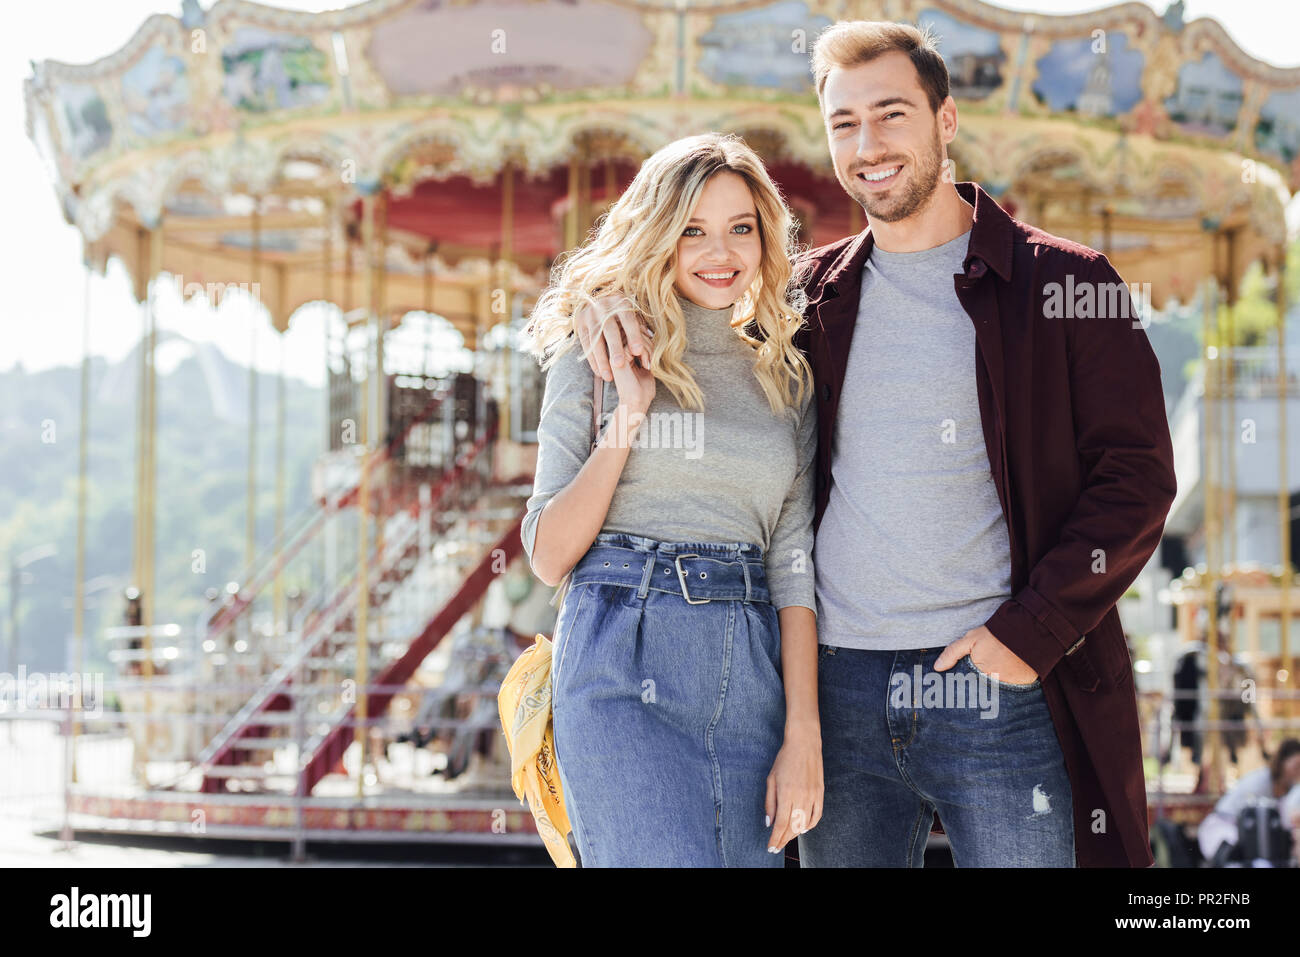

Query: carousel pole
<box><xmin>144</xmin><ymin>224</ymin><xmax>160</xmax><ymax>662</ymax></box>
<box><xmin>320</xmin><ymin>194</ymin><xmax>336</xmax><ymax>636</ymax></box>
<box><xmin>71</xmin><ymin>245</ymin><xmax>92</xmax><ymax>782</ymax></box>
<box><xmin>322</xmin><ymin>195</ymin><xmax>341</xmax><ymax>700</ymax></box>
<box><xmin>126</xmin><ymin>227</ymin><xmax>148</xmax><ymax>782</ymax></box>
<box><xmin>577</xmin><ymin>149</ymin><xmax>591</xmax><ymax>245</ymax></box>
<box><xmin>247</xmin><ymin>196</ymin><xmax>261</xmax><ymax>586</ymax></box>
<box><xmin>1278</xmin><ymin>246</ymin><xmax>1293</xmax><ymax>720</ymax></box>
<box><xmin>371</xmin><ymin>188</ymin><xmax>389</xmax><ymax>760</ymax></box>
<box><xmin>300</xmin><ymin>199</ymin><xmax>336</xmax><ymax>861</ymax></box>
<box><xmin>274</xmin><ymin>264</ymin><xmax>287</xmax><ymax>638</ymax></box>
<box><xmin>343</xmin><ymin>199</ymin><xmax>354</xmax><ymax>471</ymax></box>
<box><xmin>1224</xmin><ymin>229</ymin><xmax>1239</xmax><ymax>676</ymax></box>
<box><xmin>500</xmin><ymin>154</ymin><xmax>515</xmax><ymax>440</ymax></box>
<box><xmin>140</xmin><ymin>218</ymin><xmax>162</xmax><ymax>773</ymax></box>
<box><xmin>566</xmin><ymin>152</ymin><xmax>580</xmax><ymax>251</ymax></box>
<box><xmin>376</xmin><ymin>189</ymin><xmax>388</xmax><ymax>438</ymax></box>
<box><xmin>419</xmin><ymin>238</ymin><xmax>434</xmax><ymax>627</ymax></box>
<box><xmin>354</xmin><ymin>190</ymin><xmax>375</xmax><ymax>798</ymax></box>
<box><xmin>422</xmin><ymin>242</ymin><xmax>435</xmax><ymax>377</ymax></box>
<box><xmin>132</xmin><ymin>228</ymin><xmax>148</xmax><ymax>620</ymax></box>
<box><xmin>342</xmin><ymin>197</ymin><xmax>354</xmax><ymax>695</ymax></box>
<box><xmin>1202</xmin><ymin>245</ymin><xmax>1223</xmax><ymax>796</ymax></box>
<box><xmin>376</xmin><ymin>189</ymin><xmax>388</xmax><ymax>533</ymax></box>
<box><xmin>324</xmin><ymin>196</ymin><xmax>334</xmax><ymax>457</ymax></box>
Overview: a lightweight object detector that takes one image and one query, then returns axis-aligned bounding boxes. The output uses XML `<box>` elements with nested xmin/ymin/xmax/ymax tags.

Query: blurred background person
<box><xmin>1197</xmin><ymin>738</ymin><xmax>1300</xmax><ymax>862</ymax></box>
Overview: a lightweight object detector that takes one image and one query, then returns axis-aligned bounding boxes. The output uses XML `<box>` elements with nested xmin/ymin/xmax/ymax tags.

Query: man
<box><xmin>572</xmin><ymin>20</ymin><xmax>1175</xmax><ymax>867</ymax></box>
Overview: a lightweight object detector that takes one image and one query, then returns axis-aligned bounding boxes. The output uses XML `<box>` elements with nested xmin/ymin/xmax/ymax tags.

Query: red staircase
<box><xmin>298</xmin><ymin>512</ymin><xmax>524</xmax><ymax>794</ymax></box>
<box><xmin>201</xmin><ymin>387</ymin><xmax>458</xmax><ymax>650</ymax></box>
<box><xmin>195</xmin><ymin>417</ymin><xmax>528</xmax><ymax>794</ymax></box>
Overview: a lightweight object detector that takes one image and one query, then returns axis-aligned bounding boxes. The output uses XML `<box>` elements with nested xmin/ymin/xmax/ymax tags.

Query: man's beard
<box><xmin>848</xmin><ymin>127</ymin><xmax>945</xmax><ymax>224</ymax></box>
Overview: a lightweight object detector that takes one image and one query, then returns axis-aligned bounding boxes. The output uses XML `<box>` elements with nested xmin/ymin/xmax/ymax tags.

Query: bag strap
<box><xmin>589</xmin><ymin>373</ymin><xmax>604</xmax><ymax>453</ymax></box>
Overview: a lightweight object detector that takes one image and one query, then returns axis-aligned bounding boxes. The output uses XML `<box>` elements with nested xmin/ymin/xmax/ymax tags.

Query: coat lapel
<box><xmin>808</xmin><ymin>227</ymin><xmax>873</xmax><ymax>487</ymax></box>
<box><xmin>812</xmin><ymin>226</ymin><xmax>874</xmax><ymax>398</ymax></box>
<box><xmin>952</xmin><ymin>183</ymin><xmax>1016</xmax><ymax>566</ymax></box>
<box><xmin>953</xmin><ymin>181</ymin><xmax>1012</xmax><ymax>458</ymax></box>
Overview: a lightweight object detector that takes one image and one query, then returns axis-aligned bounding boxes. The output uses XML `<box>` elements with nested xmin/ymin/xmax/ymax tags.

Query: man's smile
<box><xmin>857</xmin><ymin>165</ymin><xmax>903</xmax><ymax>190</ymax></box>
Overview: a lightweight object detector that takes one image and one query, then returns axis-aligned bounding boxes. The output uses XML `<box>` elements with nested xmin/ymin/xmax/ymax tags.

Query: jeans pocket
<box><xmin>552</xmin><ymin>583</ymin><xmax>594</xmax><ymax>700</ymax></box>
<box><xmin>744</xmin><ymin>602</ymin><xmax>783</xmax><ymax>679</ymax></box>
<box><xmin>964</xmin><ymin>652</ymin><xmax>1040</xmax><ymax>692</ymax></box>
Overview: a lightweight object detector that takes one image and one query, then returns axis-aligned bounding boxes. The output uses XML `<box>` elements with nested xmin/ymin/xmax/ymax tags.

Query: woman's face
<box><xmin>1282</xmin><ymin>753</ymin><xmax>1300</xmax><ymax>789</ymax></box>
<box><xmin>673</xmin><ymin>170</ymin><xmax>762</xmax><ymax>310</ymax></box>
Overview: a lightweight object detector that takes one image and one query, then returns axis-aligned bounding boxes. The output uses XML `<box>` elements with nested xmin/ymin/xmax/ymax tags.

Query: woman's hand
<box><xmin>574</xmin><ymin>294</ymin><xmax>652</xmax><ymax>382</ymax></box>
<box><xmin>609</xmin><ymin>342</ymin><xmax>655</xmax><ymax>416</ymax></box>
<box><xmin>765</xmin><ymin>718</ymin><xmax>823</xmax><ymax>853</ymax></box>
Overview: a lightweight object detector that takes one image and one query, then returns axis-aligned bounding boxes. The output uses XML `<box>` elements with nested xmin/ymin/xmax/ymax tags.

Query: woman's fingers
<box><xmin>599</xmin><ymin>308</ymin><xmax>626</xmax><ymax>380</ymax></box>
<box><xmin>616</xmin><ymin>307</ymin><xmax>650</xmax><ymax>360</ymax></box>
<box><xmin>575</xmin><ymin>296</ymin><xmax>648</xmax><ymax>382</ymax></box>
<box><xmin>767</xmin><ymin>786</ymin><xmax>790</xmax><ymax>851</ymax></box>
<box><xmin>768</xmin><ymin>784</ymin><xmax>813</xmax><ymax>851</ymax></box>
<box><xmin>766</xmin><ymin>774</ymin><xmax>793</xmax><ymax>852</ymax></box>
<box><xmin>789</xmin><ymin>802</ymin><xmax>810</xmax><ymax>838</ymax></box>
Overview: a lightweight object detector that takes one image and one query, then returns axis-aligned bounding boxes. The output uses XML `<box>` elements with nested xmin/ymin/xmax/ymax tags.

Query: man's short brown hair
<box><xmin>811</xmin><ymin>20</ymin><xmax>950</xmax><ymax>113</ymax></box>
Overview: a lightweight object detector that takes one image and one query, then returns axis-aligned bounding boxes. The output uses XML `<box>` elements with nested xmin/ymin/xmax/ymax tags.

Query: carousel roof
<box><xmin>23</xmin><ymin>0</ymin><xmax>1300</xmax><ymax>332</ymax></box>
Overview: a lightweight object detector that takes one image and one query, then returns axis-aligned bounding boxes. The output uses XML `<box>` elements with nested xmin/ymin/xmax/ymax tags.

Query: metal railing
<box><xmin>0</xmin><ymin>626</ymin><xmax>526</xmax><ymax>855</ymax></box>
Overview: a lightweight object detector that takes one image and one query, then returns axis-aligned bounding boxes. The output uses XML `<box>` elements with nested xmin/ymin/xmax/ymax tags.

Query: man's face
<box><xmin>822</xmin><ymin>51</ymin><xmax>956</xmax><ymax>224</ymax></box>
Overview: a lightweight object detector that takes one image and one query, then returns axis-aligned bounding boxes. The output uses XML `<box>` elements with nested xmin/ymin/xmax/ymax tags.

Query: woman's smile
<box><xmin>693</xmin><ymin>269</ymin><xmax>741</xmax><ymax>289</ymax></box>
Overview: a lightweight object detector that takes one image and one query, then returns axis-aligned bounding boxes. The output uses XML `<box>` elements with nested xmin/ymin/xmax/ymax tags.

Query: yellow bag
<box><xmin>497</xmin><ymin>633</ymin><xmax>575</xmax><ymax>867</ymax></box>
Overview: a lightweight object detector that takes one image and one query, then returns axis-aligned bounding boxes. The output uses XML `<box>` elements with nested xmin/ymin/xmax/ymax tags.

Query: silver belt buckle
<box><xmin>673</xmin><ymin>553</ymin><xmax>710</xmax><ymax>604</ymax></box>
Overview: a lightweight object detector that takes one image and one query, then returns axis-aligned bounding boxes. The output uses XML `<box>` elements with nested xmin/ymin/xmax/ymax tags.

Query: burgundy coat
<box><xmin>790</xmin><ymin>182</ymin><xmax>1177</xmax><ymax>867</ymax></box>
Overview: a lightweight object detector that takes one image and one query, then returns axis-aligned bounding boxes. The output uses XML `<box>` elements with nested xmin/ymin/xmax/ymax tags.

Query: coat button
<box><xmin>967</xmin><ymin>259</ymin><xmax>986</xmax><ymax>278</ymax></box>
<box><xmin>821</xmin><ymin>383</ymin><xmax>831</xmax><ymax>401</ymax></box>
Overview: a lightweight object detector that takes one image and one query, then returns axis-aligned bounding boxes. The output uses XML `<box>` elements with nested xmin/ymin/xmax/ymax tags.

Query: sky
<box><xmin>4</xmin><ymin>0</ymin><xmax>1299</xmax><ymax>385</ymax></box>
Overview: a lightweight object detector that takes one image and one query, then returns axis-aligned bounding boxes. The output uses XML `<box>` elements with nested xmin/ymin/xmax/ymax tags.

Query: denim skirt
<box><xmin>550</xmin><ymin>531</ymin><xmax>785</xmax><ymax>867</ymax></box>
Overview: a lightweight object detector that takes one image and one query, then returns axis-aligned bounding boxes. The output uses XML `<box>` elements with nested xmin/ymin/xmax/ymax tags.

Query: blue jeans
<box><xmin>799</xmin><ymin>645</ymin><xmax>1075</xmax><ymax>867</ymax></box>
<box><xmin>551</xmin><ymin>532</ymin><xmax>785</xmax><ymax>867</ymax></box>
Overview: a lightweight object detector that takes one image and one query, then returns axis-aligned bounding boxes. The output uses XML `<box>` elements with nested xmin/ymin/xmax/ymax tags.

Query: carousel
<box><xmin>20</xmin><ymin>0</ymin><xmax>1300</xmax><ymax>856</ymax></box>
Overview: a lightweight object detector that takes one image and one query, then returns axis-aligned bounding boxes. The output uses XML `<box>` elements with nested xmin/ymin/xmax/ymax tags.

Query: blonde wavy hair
<box><xmin>524</xmin><ymin>132</ymin><xmax>813</xmax><ymax>415</ymax></box>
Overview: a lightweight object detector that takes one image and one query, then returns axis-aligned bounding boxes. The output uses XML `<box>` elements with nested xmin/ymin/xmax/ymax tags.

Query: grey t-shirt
<box><xmin>814</xmin><ymin>228</ymin><xmax>1013</xmax><ymax>649</ymax></box>
<box><xmin>522</xmin><ymin>291</ymin><xmax>817</xmax><ymax>613</ymax></box>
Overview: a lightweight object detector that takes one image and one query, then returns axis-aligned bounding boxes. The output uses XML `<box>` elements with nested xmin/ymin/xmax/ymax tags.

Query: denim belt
<box><xmin>569</xmin><ymin>541</ymin><xmax>770</xmax><ymax>605</ymax></box>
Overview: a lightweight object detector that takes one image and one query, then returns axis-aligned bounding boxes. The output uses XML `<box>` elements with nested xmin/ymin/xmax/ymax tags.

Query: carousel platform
<box><xmin>63</xmin><ymin>788</ymin><xmax>540</xmax><ymax>845</ymax></box>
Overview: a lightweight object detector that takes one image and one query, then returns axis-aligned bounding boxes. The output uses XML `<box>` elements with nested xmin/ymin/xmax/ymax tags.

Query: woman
<box><xmin>1197</xmin><ymin>738</ymin><xmax>1300</xmax><ymax>863</ymax></box>
<box><xmin>520</xmin><ymin>132</ymin><xmax>821</xmax><ymax>866</ymax></box>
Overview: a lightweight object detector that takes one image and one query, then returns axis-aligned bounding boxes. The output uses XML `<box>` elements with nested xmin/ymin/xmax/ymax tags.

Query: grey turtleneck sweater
<box><xmin>521</xmin><ymin>291</ymin><xmax>817</xmax><ymax>614</ymax></box>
